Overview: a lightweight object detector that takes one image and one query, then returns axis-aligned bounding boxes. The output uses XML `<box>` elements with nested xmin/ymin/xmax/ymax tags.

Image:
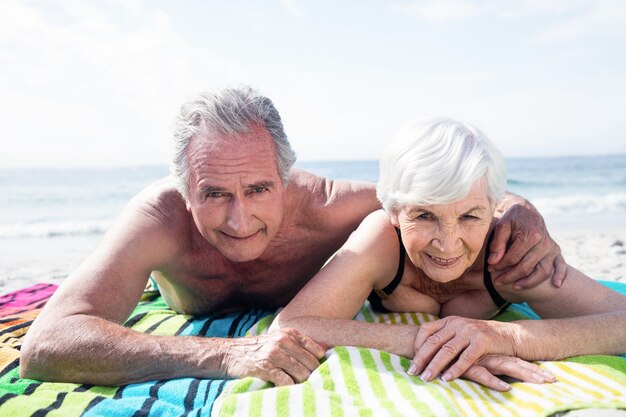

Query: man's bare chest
<box><xmin>154</xmin><ymin>242</ymin><xmax>336</xmax><ymax>315</ymax></box>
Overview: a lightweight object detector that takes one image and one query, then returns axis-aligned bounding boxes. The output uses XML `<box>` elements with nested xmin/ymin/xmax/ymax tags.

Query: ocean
<box><xmin>1</xmin><ymin>155</ymin><xmax>625</xmax><ymax>293</ymax></box>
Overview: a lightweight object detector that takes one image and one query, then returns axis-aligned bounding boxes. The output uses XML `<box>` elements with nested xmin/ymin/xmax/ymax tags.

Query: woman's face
<box><xmin>394</xmin><ymin>182</ymin><xmax>495</xmax><ymax>283</ymax></box>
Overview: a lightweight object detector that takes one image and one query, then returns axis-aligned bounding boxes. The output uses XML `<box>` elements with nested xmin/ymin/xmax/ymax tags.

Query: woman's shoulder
<box><xmin>340</xmin><ymin>209</ymin><xmax>401</xmax><ymax>282</ymax></box>
<box><xmin>354</xmin><ymin>209</ymin><xmax>399</xmax><ymax>242</ymax></box>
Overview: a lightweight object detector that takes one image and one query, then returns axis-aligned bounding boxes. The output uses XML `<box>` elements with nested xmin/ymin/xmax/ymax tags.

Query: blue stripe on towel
<box><xmin>83</xmin><ymin>308</ymin><xmax>272</xmax><ymax>417</ymax></box>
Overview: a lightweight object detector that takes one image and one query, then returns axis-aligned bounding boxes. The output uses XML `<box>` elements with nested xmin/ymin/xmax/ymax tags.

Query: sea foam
<box><xmin>0</xmin><ymin>220</ymin><xmax>112</xmax><ymax>239</ymax></box>
<box><xmin>531</xmin><ymin>192</ymin><xmax>626</xmax><ymax>215</ymax></box>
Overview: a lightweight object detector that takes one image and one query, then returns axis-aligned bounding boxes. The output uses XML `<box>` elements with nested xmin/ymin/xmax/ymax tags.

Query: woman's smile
<box><xmin>425</xmin><ymin>253</ymin><xmax>463</xmax><ymax>268</ymax></box>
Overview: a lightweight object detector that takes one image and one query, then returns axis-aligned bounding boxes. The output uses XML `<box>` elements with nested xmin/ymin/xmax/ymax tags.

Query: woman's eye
<box><xmin>416</xmin><ymin>213</ymin><xmax>432</xmax><ymax>220</ymax></box>
<box><xmin>462</xmin><ymin>214</ymin><xmax>478</xmax><ymax>220</ymax></box>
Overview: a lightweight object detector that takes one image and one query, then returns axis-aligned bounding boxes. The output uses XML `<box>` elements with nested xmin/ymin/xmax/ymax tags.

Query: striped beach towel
<box><xmin>0</xmin><ymin>283</ymin><xmax>272</xmax><ymax>416</ymax></box>
<box><xmin>213</xmin><ymin>284</ymin><xmax>626</xmax><ymax>417</ymax></box>
<box><xmin>1</xmin><ymin>282</ymin><xmax>625</xmax><ymax>416</ymax></box>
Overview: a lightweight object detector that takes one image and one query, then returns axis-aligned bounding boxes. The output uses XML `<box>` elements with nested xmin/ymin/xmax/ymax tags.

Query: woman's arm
<box><xmin>410</xmin><ymin>310</ymin><xmax>626</xmax><ymax>384</ymax></box>
<box><xmin>271</xmin><ymin>210</ymin><xmax>401</xmax><ymax>329</ymax></box>
<box><xmin>277</xmin><ymin>314</ymin><xmax>555</xmax><ymax>391</ymax></box>
<box><xmin>504</xmin><ymin>266</ymin><xmax>626</xmax><ymax>318</ymax></box>
<box><xmin>411</xmin><ymin>267</ymin><xmax>626</xmax><ymax>383</ymax></box>
<box><xmin>273</xmin><ymin>212</ymin><xmax>556</xmax><ymax>391</ymax></box>
<box><xmin>279</xmin><ymin>317</ymin><xmax>418</xmax><ymax>357</ymax></box>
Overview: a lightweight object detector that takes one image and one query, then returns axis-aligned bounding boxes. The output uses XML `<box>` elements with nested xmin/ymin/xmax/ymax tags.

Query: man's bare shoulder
<box><xmin>285</xmin><ymin>169</ymin><xmax>326</xmax><ymax>205</ymax></box>
<box><xmin>127</xmin><ymin>176</ymin><xmax>189</xmax><ymax>230</ymax></box>
<box><xmin>286</xmin><ymin>168</ymin><xmax>379</xmax><ymax>230</ymax></box>
<box><xmin>287</xmin><ymin>168</ymin><xmax>376</xmax><ymax>207</ymax></box>
<box><xmin>107</xmin><ymin>176</ymin><xmax>194</xmax><ymax>262</ymax></box>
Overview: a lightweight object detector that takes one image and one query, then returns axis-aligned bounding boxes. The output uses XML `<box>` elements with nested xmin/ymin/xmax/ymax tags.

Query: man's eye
<box><xmin>207</xmin><ymin>192</ymin><xmax>223</xmax><ymax>198</ymax></box>
<box><xmin>462</xmin><ymin>214</ymin><xmax>479</xmax><ymax>220</ymax></box>
<box><xmin>252</xmin><ymin>187</ymin><xmax>267</xmax><ymax>193</ymax></box>
<box><xmin>416</xmin><ymin>213</ymin><xmax>433</xmax><ymax>220</ymax></box>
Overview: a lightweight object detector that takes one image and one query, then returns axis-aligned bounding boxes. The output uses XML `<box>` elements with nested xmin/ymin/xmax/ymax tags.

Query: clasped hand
<box><xmin>408</xmin><ymin>316</ymin><xmax>555</xmax><ymax>391</ymax></box>
<box><xmin>221</xmin><ymin>328</ymin><xmax>326</xmax><ymax>386</ymax></box>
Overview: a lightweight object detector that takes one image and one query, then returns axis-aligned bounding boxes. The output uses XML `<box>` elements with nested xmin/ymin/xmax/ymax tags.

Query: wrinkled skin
<box><xmin>222</xmin><ymin>328</ymin><xmax>327</xmax><ymax>385</ymax></box>
<box><xmin>489</xmin><ymin>203</ymin><xmax>566</xmax><ymax>289</ymax></box>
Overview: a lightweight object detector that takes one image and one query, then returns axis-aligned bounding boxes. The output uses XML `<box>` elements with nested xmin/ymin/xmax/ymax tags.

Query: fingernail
<box><xmin>543</xmin><ymin>371</ymin><xmax>556</xmax><ymax>382</ymax></box>
<box><xmin>495</xmin><ymin>280</ymin><xmax>503</xmax><ymax>287</ymax></box>
<box><xmin>442</xmin><ymin>372</ymin><xmax>452</xmax><ymax>382</ymax></box>
<box><xmin>407</xmin><ymin>364</ymin><xmax>418</xmax><ymax>375</ymax></box>
<box><xmin>420</xmin><ymin>370</ymin><xmax>432</xmax><ymax>382</ymax></box>
<box><xmin>532</xmin><ymin>372</ymin><xmax>545</xmax><ymax>383</ymax></box>
<box><xmin>513</xmin><ymin>284</ymin><xmax>522</xmax><ymax>290</ymax></box>
<box><xmin>500</xmin><ymin>381</ymin><xmax>511</xmax><ymax>390</ymax></box>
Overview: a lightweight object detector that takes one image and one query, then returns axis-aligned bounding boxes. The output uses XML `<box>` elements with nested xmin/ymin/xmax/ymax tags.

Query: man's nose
<box><xmin>226</xmin><ymin>198</ymin><xmax>253</xmax><ymax>234</ymax></box>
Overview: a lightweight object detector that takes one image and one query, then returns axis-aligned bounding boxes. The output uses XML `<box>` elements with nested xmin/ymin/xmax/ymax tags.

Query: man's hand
<box><xmin>489</xmin><ymin>203</ymin><xmax>567</xmax><ymax>289</ymax></box>
<box><xmin>407</xmin><ymin>316</ymin><xmax>555</xmax><ymax>389</ymax></box>
<box><xmin>221</xmin><ymin>328</ymin><xmax>327</xmax><ymax>386</ymax></box>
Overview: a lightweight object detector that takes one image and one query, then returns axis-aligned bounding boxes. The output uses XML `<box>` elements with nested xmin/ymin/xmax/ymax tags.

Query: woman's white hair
<box><xmin>376</xmin><ymin>117</ymin><xmax>506</xmax><ymax>213</ymax></box>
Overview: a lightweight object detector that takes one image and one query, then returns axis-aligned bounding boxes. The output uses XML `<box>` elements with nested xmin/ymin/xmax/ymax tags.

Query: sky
<box><xmin>1</xmin><ymin>0</ymin><xmax>625</xmax><ymax>168</ymax></box>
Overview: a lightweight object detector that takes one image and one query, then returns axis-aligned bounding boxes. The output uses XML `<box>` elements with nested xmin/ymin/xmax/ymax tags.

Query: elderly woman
<box><xmin>271</xmin><ymin>117</ymin><xmax>626</xmax><ymax>391</ymax></box>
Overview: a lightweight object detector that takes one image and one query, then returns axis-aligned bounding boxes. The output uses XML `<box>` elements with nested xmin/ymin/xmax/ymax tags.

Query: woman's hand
<box><xmin>407</xmin><ymin>316</ymin><xmax>554</xmax><ymax>391</ymax></box>
<box><xmin>408</xmin><ymin>316</ymin><xmax>553</xmax><ymax>385</ymax></box>
<box><xmin>459</xmin><ymin>354</ymin><xmax>556</xmax><ymax>391</ymax></box>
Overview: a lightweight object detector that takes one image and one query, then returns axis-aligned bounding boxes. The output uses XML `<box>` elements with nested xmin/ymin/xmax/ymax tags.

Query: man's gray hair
<box><xmin>376</xmin><ymin>117</ymin><xmax>506</xmax><ymax>213</ymax></box>
<box><xmin>170</xmin><ymin>86</ymin><xmax>297</xmax><ymax>200</ymax></box>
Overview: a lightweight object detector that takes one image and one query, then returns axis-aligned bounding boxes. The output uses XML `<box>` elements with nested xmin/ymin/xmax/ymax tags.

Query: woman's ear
<box><xmin>388</xmin><ymin>209</ymin><xmax>400</xmax><ymax>227</ymax></box>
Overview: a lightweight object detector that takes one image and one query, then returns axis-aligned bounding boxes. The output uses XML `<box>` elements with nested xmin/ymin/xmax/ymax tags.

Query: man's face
<box><xmin>185</xmin><ymin>126</ymin><xmax>287</xmax><ymax>263</ymax></box>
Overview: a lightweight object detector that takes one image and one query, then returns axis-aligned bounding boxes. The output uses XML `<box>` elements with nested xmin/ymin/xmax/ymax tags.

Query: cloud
<box><xmin>392</xmin><ymin>0</ymin><xmax>584</xmax><ymax>22</ymax></box>
<box><xmin>0</xmin><ymin>0</ymin><xmax>243</xmax><ymax>167</ymax></box>
<box><xmin>393</xmin><ymin>0</ymin><xmax>476</xmax><ymax>22</ymax></box>
<box><xmin>392</xmin><ymin>0</ymin><xmax>626</xmax><ymax>41</ymax></box>
<box><xmin>279</xmin><ymin>0</ymin><xmax>305</xmax><ymax>17</ymax></box>
<box><xmin>0</xmin><ymin>0</ymin><xmax>241</xmax><ymax>108</ymax></box>
<box><xmin>537</xmin><ymin>0</ymin><xmax>626</xmax><ymax>42</ymax></box>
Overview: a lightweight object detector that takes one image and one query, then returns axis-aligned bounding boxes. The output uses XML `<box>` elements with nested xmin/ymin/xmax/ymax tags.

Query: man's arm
<box><xmin>489</xmin><ymin>191</ymin><xmax>567</xmax><ymax>289</ymax></box>
<box><xmin>20</xmin><ymin>192</ymin><xmax>324</xmax><ymax>386</ymax></box>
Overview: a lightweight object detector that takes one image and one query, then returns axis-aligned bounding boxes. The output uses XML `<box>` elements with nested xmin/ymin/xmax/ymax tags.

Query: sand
<box><xmin>552</xmin><ymin>228</ymin><xmax>626</xmax><ymax>283</ymax></box>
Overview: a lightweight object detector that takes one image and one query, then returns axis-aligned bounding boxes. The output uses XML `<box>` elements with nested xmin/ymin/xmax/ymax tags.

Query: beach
<box><xmin>552</xmin><ymin>228</ymin><xmax>626</xmax><ymax>283</ymax></box>
<box><xmin>1</xmin><ymin>160</ymin><xmax>626</xmax><ymax>417</ymax></box>
<box><xmin>1</xmin><ymin>157</ymin><xmax>625</xmax><ymax>295</ymax></box>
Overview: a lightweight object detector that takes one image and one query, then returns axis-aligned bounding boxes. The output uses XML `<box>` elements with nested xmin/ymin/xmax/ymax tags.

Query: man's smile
<box><xmin>220</xmin><ymin>229</ymin><xmax>262</xmax><ymax>240</ymax></box>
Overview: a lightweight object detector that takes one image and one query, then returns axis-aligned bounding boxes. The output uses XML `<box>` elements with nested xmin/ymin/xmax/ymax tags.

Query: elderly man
<box><xmin>20</xmin><ymin>86</ymin><xmax>564</xmax><ymax>387</ymax></box>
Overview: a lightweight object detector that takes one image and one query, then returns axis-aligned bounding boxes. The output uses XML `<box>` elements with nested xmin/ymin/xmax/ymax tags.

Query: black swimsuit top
<box><xmin>367</xmin><ymin>228</ymin><xmax>510</xmax><ymax>313</ymax></box>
